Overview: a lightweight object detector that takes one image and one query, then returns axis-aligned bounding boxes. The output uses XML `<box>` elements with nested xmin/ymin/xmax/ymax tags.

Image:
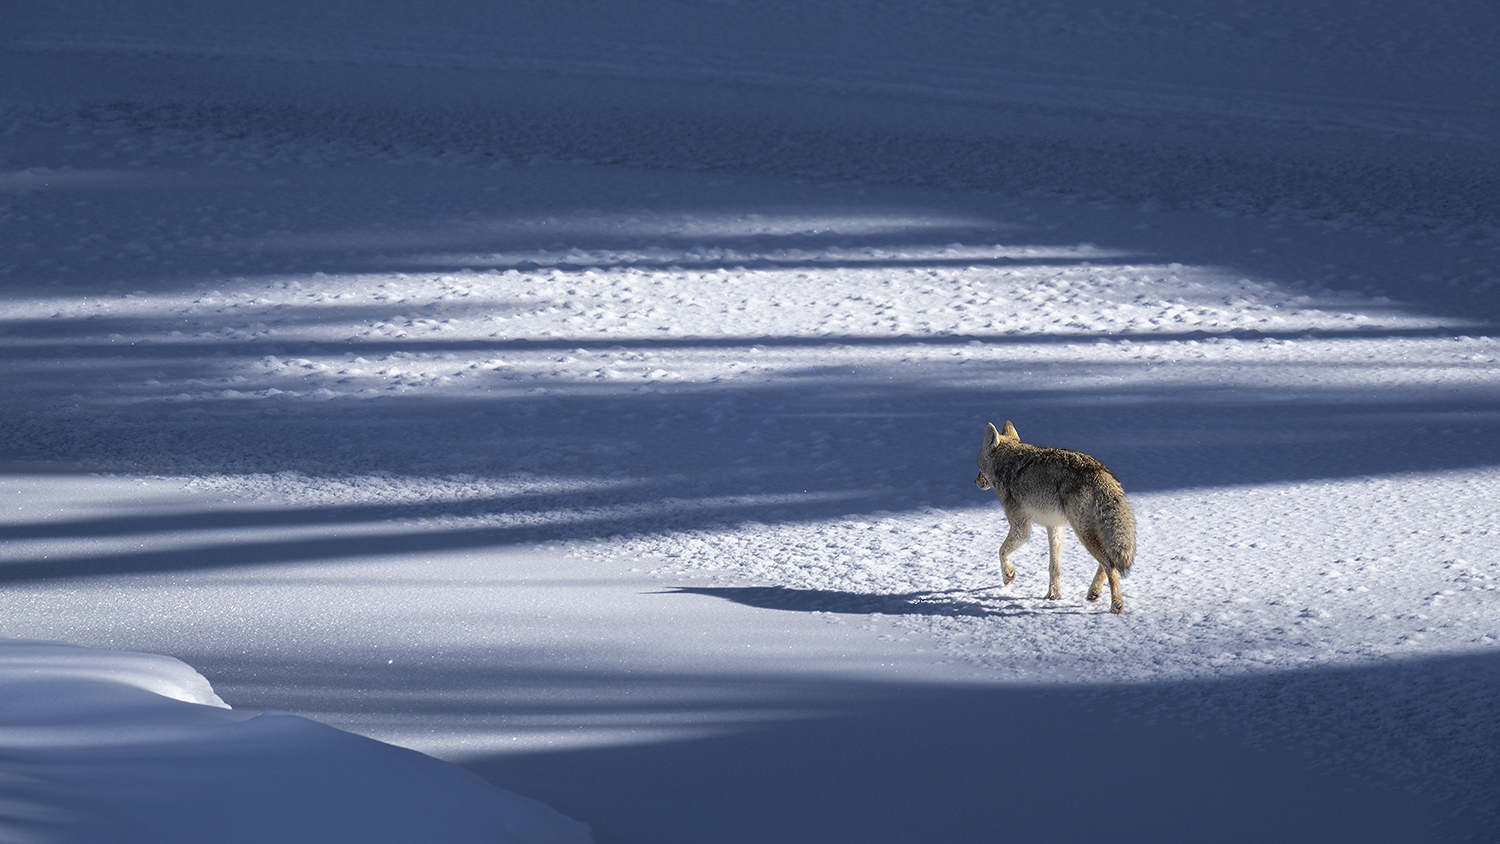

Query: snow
<box><xmin>2</xmin><ymin>0</ymin><xmax>1498</xmax><ymax>841</ymax></box>
<box><xmin>0</xmin><ymin>636</ymin><xmax>591</xmax><ymax>844</ymax></box>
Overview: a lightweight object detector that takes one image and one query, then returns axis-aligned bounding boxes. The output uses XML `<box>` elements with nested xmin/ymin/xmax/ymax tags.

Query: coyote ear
<box><xmin>984</xmin><ymin>422</ymin><xmax>1001</xmax><ymax>448</ymax></box>
<box><xmin>1002</xmin><ymin>421</ymin><xmax>1019</xmax><ymax>441</ymax></box>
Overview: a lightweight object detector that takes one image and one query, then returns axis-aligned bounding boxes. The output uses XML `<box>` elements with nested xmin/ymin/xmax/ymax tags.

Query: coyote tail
<box><xmin>1077</xmin><ymin>471</ymin><xmax>1136</xmax><ymax>575</ymax></box>
<box><xmin>1100</xmin><ymin>493</ymin><xmax>1136</xmax><ymax>575</ymax></box>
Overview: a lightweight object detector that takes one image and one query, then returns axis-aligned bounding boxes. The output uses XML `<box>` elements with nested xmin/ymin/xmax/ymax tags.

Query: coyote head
<box><xmin>975</xmin><ymin>421</ymin><xmax>1020</xmax><ymax>489</ymax></box>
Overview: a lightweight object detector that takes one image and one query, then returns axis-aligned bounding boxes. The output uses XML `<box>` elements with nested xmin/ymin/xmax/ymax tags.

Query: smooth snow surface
<box><xmin>2</xmin><ymin>1</ymin><xmax>1498</xmax><ymax>841</ymax></box>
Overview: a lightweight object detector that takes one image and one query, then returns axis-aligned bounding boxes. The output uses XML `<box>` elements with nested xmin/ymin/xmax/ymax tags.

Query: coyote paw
<box><xmin>1086</xmin><ymin>589</ymin><xmax>1101</xmax><ymax>602</ymax></box>
<box><xmin>1003</xmin><ymin>571</ymin><xmax>1016</xmax><ymax>585</ymax></box>
<box><xmin>1110</xmin><ymin>602</ymin><xmax>1124</xmax><ymax>614</ymax></box>
<box><xmin>1044</xmin><ymin>591</ymin><xmax>1062</xmax><ymax>600</ymax></box>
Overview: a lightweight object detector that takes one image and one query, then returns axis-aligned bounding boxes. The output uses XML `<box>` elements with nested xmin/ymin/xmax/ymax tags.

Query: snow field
<box><xmin>4</xmin><ymin>112</ymin><xmax>1497</xmax><ymax>825</ymax></box>
<box><xmin>3</xmin><ymin>1</ymin><xmax>1500</xmax><ymax>836</ymax></box>
<box><xmin>4</xmin><ymin>110</ymin><xmax>1498</xmax><ymax>635</ymax></box>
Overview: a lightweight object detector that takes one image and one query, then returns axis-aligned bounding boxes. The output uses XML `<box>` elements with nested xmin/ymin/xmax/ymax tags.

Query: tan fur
<box><xmin>975</xmin><ymin>421</ymin><xmax>1136</xmax><ymax>613</ymax></box>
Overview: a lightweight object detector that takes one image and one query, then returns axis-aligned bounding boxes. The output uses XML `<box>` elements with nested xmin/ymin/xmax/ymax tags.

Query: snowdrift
<box><xmin>0</xmin><ymin>639</ymin><xmax>591</xmax><ymax>844</ymax></box>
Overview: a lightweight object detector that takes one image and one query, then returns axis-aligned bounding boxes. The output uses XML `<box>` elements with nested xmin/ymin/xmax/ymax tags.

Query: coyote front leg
<box><xmin>996</xmin><ymin>517</ymin><xmax>1028</xmax><ymax>586</ymax></box>
<box><xmin>1045</xmin><ymin>524</ymin><xmax>1065</xmax><ymax>600</ymax></box>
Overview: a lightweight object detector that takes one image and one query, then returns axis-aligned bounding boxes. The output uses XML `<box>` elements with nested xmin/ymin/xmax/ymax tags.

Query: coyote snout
<box><xmin>974</xmin><ymin>421</ymin><xmax>1136</xmax><ymax>613</ymax></box>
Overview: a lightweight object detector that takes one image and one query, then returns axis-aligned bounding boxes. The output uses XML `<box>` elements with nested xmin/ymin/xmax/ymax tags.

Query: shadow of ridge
<box><xmin>0</xmin><ymin>492</ymin><xmax>885</xmax><ymax>584</ymax></box>
<box><xmin>5</xmin><ymin>360</ymin><xmax>1500</xmax><ymax>514</ymax></box>
<box><xmin>660</xmin><ymin>584</ymin><xmax>1020</xmax><ymax>618</ymax></box>
<box><xmin>0</xmin><ymin>483</ymin><xmax>658</xmax><ymax>542</ymax></box>
<box><xmin>440</xmin><ymin>651</ymin><xmax>1499</xmax><ymax>844</ymax></box>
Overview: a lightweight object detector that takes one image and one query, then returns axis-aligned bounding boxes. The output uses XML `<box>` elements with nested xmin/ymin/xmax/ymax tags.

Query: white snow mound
<box><xmin>0</xmin><ymin>638</ymin><xmax>592</xmax><ymax>844</ymax></box>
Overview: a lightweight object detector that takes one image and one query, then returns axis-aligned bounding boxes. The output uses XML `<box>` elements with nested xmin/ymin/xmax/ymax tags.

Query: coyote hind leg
<box><xmin>1075</xmin><ymin>524</ymin><xmax>1126</xmax><ymax>614</ymax></box>
<box><xmin>1086</xmin><ymin>564</ymin><xmax>1108</xmax><ymax>602</ymax></box>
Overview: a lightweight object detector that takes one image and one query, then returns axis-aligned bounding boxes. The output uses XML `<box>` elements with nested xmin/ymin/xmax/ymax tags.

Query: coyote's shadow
<box><xmin>661</xmin><ymin>584</ymin><xmax>1078</xmax><ymax>618</ymax></box>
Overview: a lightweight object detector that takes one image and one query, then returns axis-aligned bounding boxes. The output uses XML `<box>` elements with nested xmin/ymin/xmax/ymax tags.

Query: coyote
<box><xmin>974</xmin><ymin>422</ymin><xmax>1136</xmax><ymax>613</ymax></box>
